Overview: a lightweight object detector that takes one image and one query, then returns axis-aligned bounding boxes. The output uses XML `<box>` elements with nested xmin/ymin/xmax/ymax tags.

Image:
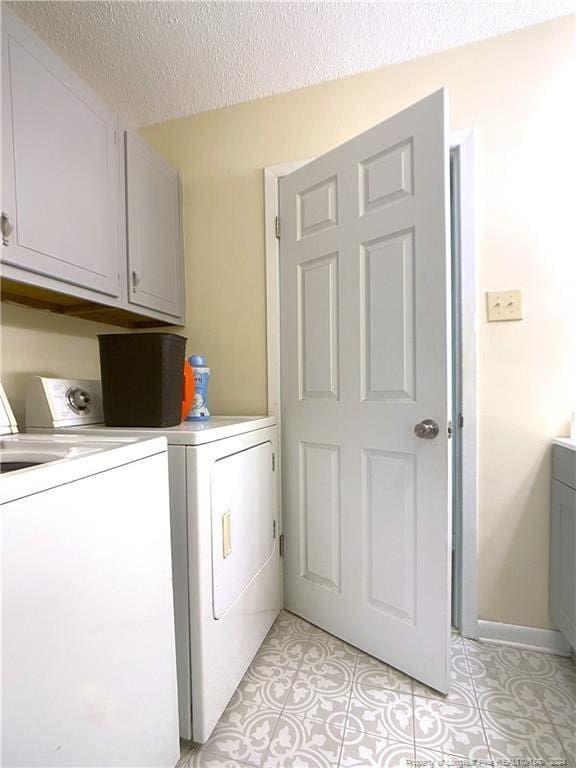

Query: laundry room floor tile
<box><xmin>450</xmin><ymin>629</ymin><xmax>465</xmax><ymax>648</ymax></box>
<box><xmin>230</xmin><ymin>664</ymin><xmax>294</xmax><ymax>711</ymax></box>
<box><xmin>273</xmin><ymin>609</ymin><xmax>317</xmax><ymax>638</ymax></box>
<box><xmin>555</xmin><ymin>724</ymin><xmax>575</xmax><ymax>767</ymax></box>
<box><xmin>187</xmin><ymin>751</ymin><xmax>254</xmax><ymax>768</ymax></box>
<box><xmin>257</xmin><ymin>633</ymin><xmax>308</xmax><ymax>669</ymax></box>
<box><xmin>462</xmin><ymin>638</ymin><xmax>526</xmax><ymax>674</ymax></box>
<box><xmin>481</xmin><ymin>709</ymin><xmax>568</xmax><ymax>762</ymax></box>
<box><xmin>181</xmin><ymin>611</ymin><xmax>576</xmax><ymax>766</ymax></box>
<box><xmin>521</xmin><ymin>649</ymin><xmax>576</xmax><ymax>681</ymax></box>
<box><xmin>299</xmin><ymin>636</ymin><xmax>357</xmax><ymax>685</ymax></box>
<box><xmin>413</xmin><ymin>661</ymin><xmax>477</xmax><ymax>709</ymax></box>
<box><xmin>413</xmin><ymin>697</ymin><xmax>490</xmax><ymax>759</ymax></box>
<box><xmin>354</xmin><ymin>653</ymin><xmax>413</xmax><ymax>695</ymax></box>
<box><xmin>415</xmin><ymin>744</ymin><xmax>477</xmax><ymax>765</ymax></box>
<box><xmin>283</xmin><ymin>676</ymin><xmax>352</xmax><ymax>726</ymax></box>
<box><xmin>533</xmin><ymin>676</ymin><xmax>576</xmax><ymax>729</ymax></box>
<box><xmin>263</xmin><ymin>713</ymin><xmax>344</xmax><ymax>768</ymax></box>
<box><xmin>344</xmin><ymin>683</ymin><xmax>414</xmax><ymax>743</ymax></box>
<box><xmin>472</xmin><ymin>667</ymin><xmax>549</xmax><ymax>721</ymax></box>
<box><xmin>339</xmin><ymin>730</ymin><xmax>415</xmax><ymax>767</ymax></box>
<box><xmin>201</xmin><ymin>704</ymin><xmax>281</xmax><ymax>767</ymax></box>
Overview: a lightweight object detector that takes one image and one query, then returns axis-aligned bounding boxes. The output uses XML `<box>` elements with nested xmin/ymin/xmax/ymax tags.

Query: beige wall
<box><xmin>0</xmin><ymin>303</ymin><xmax>109</xmax><ymax>421</ymax></box>
<box><xmin>1</xmin><ymin>17</ymin><xmax>575</xmax><ymax>629</ymax></box>
<box><xmin>140</xmin><ymin>17</ymin><xmax>576</xmax><ymax>630</ymax></box>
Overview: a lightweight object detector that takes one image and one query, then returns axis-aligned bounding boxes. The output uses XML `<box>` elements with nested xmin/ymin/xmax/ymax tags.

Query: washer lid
<box><xmin>0</xmin><ymin>385</ymin><xmax>18</xmax><ymax>435</ymax></box>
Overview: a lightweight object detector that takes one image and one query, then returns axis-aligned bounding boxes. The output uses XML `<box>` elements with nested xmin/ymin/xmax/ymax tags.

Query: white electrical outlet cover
<box><xmin>486</xmin><ymin>289</ymin><xmax>523</xmax><ymax>322</ymax></box>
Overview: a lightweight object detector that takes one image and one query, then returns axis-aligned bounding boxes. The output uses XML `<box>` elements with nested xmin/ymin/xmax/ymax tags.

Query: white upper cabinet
<box><xmin>125</xmin><ymin>132</ymin><xmax>184</xmax><ymax>319</ymax></box>
<box><xmin>1</xmin><ymin>9</ymin><xmax>185</xmax><ymax>328</ymax></box>
<box><xmin>1</xmin><ymin>10</ymin><xmax>122</xmax><ymax>298</ymax></box>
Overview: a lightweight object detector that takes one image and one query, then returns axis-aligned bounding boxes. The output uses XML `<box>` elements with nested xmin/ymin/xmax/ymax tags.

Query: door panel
<box><xmin>362</xmin><ymin>449</ymin><xmax>416</xmax><ymax>623</ymax></box>
<box><xmin>298</xmin><ymin>253</ymin><xmax>340</xmax><ymax>400</ymax></box>
<box><xmin>298</xmin><ymin>176</ymin><xmax>338</xmax><ymax>238</ymax></box>
<box><xmin>359</xmin><ymin>139</ymin><xmax>413</xmax><ymax>213</ymax></box>
<box><xmin>360</xmin><ymin>230</ymin><xmax>415</xmax><ymax>401</ymax></box>
<box><xmin>280</xmin><ymin>89</ymin><xmax>451</xmax><ymax>692</ymax></box>
<box><xmin>299</xmin><ymin>441</ymin><xmax>341</xmax><ymax>591</ymax></box>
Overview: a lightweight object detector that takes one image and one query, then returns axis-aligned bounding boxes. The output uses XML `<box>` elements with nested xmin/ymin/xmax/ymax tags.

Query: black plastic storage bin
<box><xmin>98</xmin><ymin>333</ymin><xmax>187</xmax><ymax>427</ymax></box>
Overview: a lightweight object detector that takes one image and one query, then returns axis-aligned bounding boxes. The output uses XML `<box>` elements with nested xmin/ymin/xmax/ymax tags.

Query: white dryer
<box><xmin>26</xmin><ymin>376</ymin><xmax>281</xmax><ymax>743</ymax></box>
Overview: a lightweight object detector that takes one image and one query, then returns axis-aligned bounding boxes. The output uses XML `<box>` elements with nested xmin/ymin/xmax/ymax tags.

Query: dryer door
<box><xmin>211</xmin><ymin>441</ymin><xmax>275</xmax><ymax>619</ymax></box>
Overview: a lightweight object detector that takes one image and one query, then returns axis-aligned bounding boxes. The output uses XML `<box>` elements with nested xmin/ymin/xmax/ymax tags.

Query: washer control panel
<box><xmin>26</xmin><ymin>377</ymin><xmax>104</xmax><ymax>428</ymax></box>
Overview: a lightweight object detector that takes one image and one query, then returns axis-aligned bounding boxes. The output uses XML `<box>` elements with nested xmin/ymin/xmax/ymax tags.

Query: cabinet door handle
<box><xmin>132</xmin><ymin>270</ymin><xmax>140</xmax><ymax>290</ymax></box>
<box><xmin>1</xmin><ymin>212</ymin><xmax>13</xmax><ymax>246</ymax></box>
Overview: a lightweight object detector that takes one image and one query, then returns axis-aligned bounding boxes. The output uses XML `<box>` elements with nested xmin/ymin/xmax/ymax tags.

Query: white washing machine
<box><xmin>26</xmin><ymin>376</ymin><xmax>282</xmax><ymax>743</ymax></box>
<box><xmin>1</xmin><ymin>385</ymin><xmax>179</xmax><ymax>767</ymax></box>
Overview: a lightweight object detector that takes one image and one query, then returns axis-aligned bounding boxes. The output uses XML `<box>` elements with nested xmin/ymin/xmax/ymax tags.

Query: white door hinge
<box><xmin>273</xmin><ymin>520</ymin><xmax>276</xmax><ymax>539</ymax></box>
<box><xmin>279</xmin><ymin>533</ymin><xmax>285</xmax><ymax>558</ymax></box>
<box><xmin>114</xmin><ymin>130</ymin><xmax>117</xmax><ymax>145</ymax></box>
<box><xmin>275</xmin><ymin>216</ymin><xmax>280</xmax><ymax>240</ymax></box>
<box><xmin>272</xmin><ymin>452</ymin><xmax>276</xmax><ymax>471</ymax></box>
<box><xmin>447</xmin><ymin>421</ymin><xmax>453</xmax><ymax>439</ymax></box>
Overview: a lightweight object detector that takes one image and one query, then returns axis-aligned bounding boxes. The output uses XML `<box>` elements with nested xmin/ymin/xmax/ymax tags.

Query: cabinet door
<box><xmin>1</xmin><ymin>11</ymin><xmax>121</xmax><ymax>298</ymax></box>
<box><xmin>550</xmin><ymin>478</ymin><xmax>576</xmax><ymax>649</ymax></box>
<box><xmin>125</xmin><ymin>132</ymin><xmax>184</xmax><ymax>320</ymax></box>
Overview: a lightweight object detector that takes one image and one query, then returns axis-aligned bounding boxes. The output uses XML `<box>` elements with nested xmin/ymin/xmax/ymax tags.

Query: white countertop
<box><xmin>553</xmin><ymin>437</ymin><xmax>576</xmax><ymax>452</ymax></box>
<box><xmin>29</xmin><ymin>415</ymin><xmax>277</xmax><ymax>446</ymax></box>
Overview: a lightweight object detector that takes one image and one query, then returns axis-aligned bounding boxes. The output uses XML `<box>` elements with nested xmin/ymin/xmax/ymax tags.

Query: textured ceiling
<box><xmin>8</xmin><ymin>1</ymin><xmax>576</xmax><ymax>127</ymax></box>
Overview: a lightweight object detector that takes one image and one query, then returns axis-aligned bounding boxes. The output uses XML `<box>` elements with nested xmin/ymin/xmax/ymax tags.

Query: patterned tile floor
<box><xmin>178</xmin><ymin>610</ymin><xmax>576</xmax><ymax>768</ymax></box>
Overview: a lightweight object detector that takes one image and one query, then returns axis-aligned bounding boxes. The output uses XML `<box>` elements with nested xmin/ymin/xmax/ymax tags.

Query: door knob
<box><xmin>414</xmin><ymin>419</ymin><xmax>439</xmax><ymax>439</ymax></box>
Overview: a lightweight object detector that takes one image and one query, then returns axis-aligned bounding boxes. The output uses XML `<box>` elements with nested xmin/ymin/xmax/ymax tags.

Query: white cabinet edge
<box><xmin>553</xmin><ymin>437</ymin><xmax>576</xmax><ymax>452</ymax></box>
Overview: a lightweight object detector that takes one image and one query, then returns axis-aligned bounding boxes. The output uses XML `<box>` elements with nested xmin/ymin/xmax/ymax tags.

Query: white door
<box><xmin>125</xmin><ymin>131</ymin><xmax>184</xmax><ymax>320</ymax></box>
<box><xmin>280</xmin><ymin>89</ymin><xmax>451</xmax><ymax>692</ymax></box>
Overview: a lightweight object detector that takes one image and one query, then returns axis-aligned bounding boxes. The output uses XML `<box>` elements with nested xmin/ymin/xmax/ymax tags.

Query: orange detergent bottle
<box><xmin>181</xmin><ymin>359</ymin><xmax>195</xmax><ymax>421</ymax></box>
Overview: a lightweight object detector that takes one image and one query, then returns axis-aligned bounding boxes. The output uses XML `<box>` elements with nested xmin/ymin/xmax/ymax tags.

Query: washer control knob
<box><xmin>67</xmin><ymin>388</ymin><xmax>91</xmax><ymax>412</ymax></box>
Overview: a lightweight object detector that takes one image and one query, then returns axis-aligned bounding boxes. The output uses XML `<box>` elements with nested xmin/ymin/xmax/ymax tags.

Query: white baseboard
<box><xmin>477</xmin><ymin>620</ymin><xmax>573</xmax><ymax>656</ymax></box>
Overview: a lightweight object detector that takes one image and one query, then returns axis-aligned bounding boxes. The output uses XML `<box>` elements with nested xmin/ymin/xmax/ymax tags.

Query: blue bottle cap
<box><xmin>189</xmin><ymin>354</ymin><xmax>206</xmax><ymax>367</ymax></box>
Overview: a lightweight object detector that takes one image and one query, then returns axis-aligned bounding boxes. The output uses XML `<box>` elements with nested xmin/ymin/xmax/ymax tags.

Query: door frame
<box><xmin>263</xmin><ymin>130</ymin><xmax>478</xmax><ymax>639</ymax></box>
<box><xmin>450</xmin><ymin>129</ymin><xmax>478</xmax><ymax>639</ymax></box>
